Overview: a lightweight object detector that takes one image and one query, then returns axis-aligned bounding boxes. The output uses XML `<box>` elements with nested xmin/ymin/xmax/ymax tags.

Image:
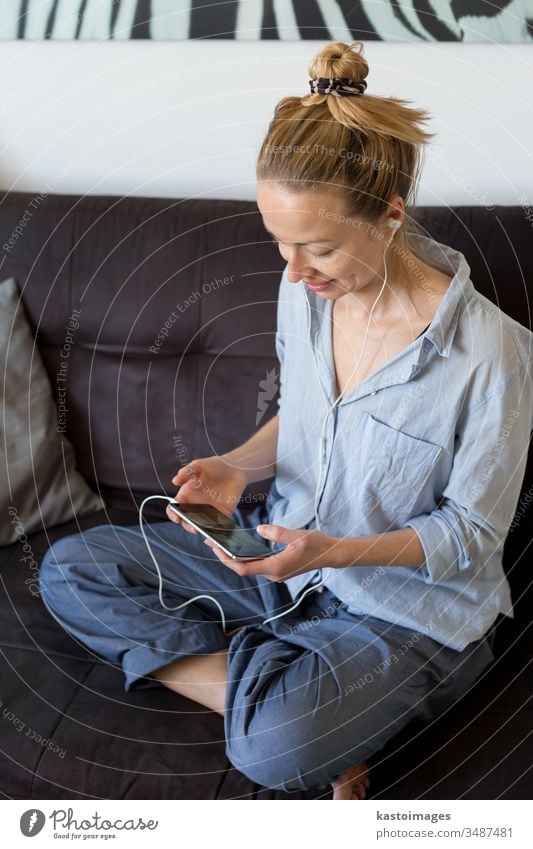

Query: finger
<box><xmin>256</xmin><ymin>524</ymin><xmax>300</xmax><ymax>545</ymax></box>
<box><xmin>217</xmin><ymin>504</ymin><xmax>235</xmax><ymax>520</ymax></box>
<box><xmin>211</xmin><ymin>556</ymin><xmax>273</xmax><ymax>575</ymax></box>
<box><xmin>229</xmin><ymin>549</ymin><xmax>291</xmax><ymax>576</ymax></box>
<box><xmin>207</xmin><ymin>544</ymin><xmax>232</xmax><ymax>564</ymax></box>
<box><xmin>165</xmin><ymin>507</ymin><xmax>197</xmax><ymax>534</ymax></box>
<box><xmin>172</xmin><ymin>463</ymin><xmax>198</xmax><ymax>486</ymax></box>
<box><xmin>166</xmin><ymin>505</ymin><xmax>181</xmax><ymax>523</ymax></box>
<box><xmin>204</xmin><ymin>542</ymin><xmax>245</xmax><ymax>572</ymax></box>
<box><xmin>171</xmin><ymin>466</ymin><xmax>190</xmax><ymax>486</ymax></box>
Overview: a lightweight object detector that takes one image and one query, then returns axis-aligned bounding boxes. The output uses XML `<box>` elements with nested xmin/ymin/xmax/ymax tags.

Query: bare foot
<box><xmin>331</xmin><ymin>760</ymin><xmax>370</xmax><ymax>800</ymax></box>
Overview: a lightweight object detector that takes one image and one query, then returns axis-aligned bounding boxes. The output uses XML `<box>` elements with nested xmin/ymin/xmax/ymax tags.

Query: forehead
<box><xmin>257</xmin><ymin>182</ymin><xmax>342</xmax><ymax>214</ymax></box>
<box><xmin>257</xmin><ymin>183</ymin><xmax>348</xmax><ymax>242</ymax></box>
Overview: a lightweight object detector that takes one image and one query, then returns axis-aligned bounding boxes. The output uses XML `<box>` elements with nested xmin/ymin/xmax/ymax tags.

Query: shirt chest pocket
<box><xmin>355</xmin><ymin>411</ymin><xmax>444</xmax><ymax>519</ymax></box>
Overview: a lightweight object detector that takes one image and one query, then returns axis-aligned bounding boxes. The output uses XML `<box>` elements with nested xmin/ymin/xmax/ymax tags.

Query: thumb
<box><xmin>172</xmin><ymin>462</ymin><xmax>199</xmax><ymax>486</ymax></box>
<box><xmin>256</xmin><ymin>524</ymin><xmax>297</xmax><ymax>543</ymax></box>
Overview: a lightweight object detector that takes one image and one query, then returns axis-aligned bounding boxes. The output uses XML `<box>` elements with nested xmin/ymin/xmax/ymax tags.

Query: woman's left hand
<box><xmin>203</xmin><ymin>524</ymin><xmax>339</xmax><ymax>582</ymax></box>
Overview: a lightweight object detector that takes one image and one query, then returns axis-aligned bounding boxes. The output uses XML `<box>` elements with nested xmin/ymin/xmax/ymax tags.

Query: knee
<box><xmin>40</xmin><ymin>526</ymin><xmax>109</xmax><ymax>575</ymax></box>
<box><xmin>224</xmin><ymin>630</ymin><xmax>349</xmax><ymax>792</ymax></box>
<box><xmin>40</xmin><ymin>535</ymin><xmax>74</xmax><ymax>582</ymax></box>
<box><xmin>225</xmin><ymin>682</ymin><xmax>339</xmax><ymax>793</ymax></box>
<box><xmin>225</xmin><ymin>712</ymin><xmax>334</xmax><ymax>792</ymax></box>
<box><xmin>38</xmin><ymin>532</ymin><xmax>93</xmax><ymax>608</ymax></box>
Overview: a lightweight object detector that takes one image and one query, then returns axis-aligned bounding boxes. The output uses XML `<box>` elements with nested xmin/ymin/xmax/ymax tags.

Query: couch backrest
<box><xmin>1</xmin><ymin>193</ymin><xmax>285</xmax><ymax>505</ymax></box>
<box><xmin>1</xmin><ymin>193</ymin><xmax>531</xmax><ymax>622</ymax></box>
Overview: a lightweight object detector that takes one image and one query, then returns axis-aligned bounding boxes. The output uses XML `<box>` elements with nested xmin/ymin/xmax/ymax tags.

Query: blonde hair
<box><xmin>256</xmin><ymin>41</ymin><xmax>436</xmax><ymax>284</ymax></box>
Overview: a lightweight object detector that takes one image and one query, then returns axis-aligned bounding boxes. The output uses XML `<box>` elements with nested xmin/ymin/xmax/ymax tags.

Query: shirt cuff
<box><xmin>404</xmin><ymin>508</ymin><xmax>473</xmax><ymax>584</ymax></box>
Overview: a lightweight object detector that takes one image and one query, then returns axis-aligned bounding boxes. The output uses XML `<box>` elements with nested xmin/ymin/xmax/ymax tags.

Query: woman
<box><xmin>39</xmin><ymin>42</ymin><xmax>533</xmax><ymax>800</ymax></box>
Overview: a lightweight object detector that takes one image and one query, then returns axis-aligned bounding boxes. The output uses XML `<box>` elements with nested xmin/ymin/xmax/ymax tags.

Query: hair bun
<box><xmin>308</xmin><ymin>41</ymin><xmax>369</xmax><ymax>89</ymax></box>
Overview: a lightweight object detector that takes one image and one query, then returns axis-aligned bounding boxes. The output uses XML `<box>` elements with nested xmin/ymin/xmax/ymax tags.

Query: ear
<box><xmin>382</xmin><ymin>194</ymin><xmax>405</xmax><ymax>228</ymax></box>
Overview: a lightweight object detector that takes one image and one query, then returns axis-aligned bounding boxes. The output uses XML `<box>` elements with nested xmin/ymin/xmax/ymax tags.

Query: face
<box><xmin>256</xmin><ymin>183</ymin><xmax>403</xmax><ymax>300</ymax></box>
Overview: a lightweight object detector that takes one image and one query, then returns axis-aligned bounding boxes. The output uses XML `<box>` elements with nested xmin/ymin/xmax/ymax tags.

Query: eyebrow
<box><xmin>264</xmin><ymin>227</ymin><xmax>335</xmax><ymax>245</ymax></box>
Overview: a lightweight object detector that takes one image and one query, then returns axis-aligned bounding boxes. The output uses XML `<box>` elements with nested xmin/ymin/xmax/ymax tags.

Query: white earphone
<box><xmin>138</xmin><ymin>217</ymin><xmax>401</xmax><ymax>632</ymax></box>
<box><xmin>262</xmin><ymin>215</ymin><xmax>400</xmax><ymax>622</ymax></box>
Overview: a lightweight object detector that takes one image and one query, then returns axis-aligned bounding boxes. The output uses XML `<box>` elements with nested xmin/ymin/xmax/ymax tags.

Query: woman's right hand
<box><xmin>166</xmin><ymin>456</ymin><xmax>248</xmax><ymax>535</ymax></box>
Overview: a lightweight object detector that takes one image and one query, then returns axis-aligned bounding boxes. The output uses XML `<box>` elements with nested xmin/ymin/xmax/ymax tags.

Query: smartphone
<box><xmin>168</xmin><ymin>502</ymin><xmax>282</xmax><ymax>561</ymax></box>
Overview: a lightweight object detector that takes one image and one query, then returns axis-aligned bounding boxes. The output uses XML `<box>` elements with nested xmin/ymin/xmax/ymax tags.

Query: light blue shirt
<box><xmin>266</xmin><ymin>232</ymin><xmax>533</xmax><ymax>651</ymax></box>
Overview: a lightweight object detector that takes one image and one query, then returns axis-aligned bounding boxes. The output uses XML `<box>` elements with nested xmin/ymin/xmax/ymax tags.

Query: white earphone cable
<box><xmin>138</xmin><ymin>494</ymin><xmax>230</xmax><ymax>632</ymax></box>
<box><xmin>262</xmin><ymin>221</ymin><xmax>398</xmax><ymax>623</ymax></box>
<box><xmin>138</xmin><ymin>221</ymin><xmax>399</xmax><ymax>630</ymax></box>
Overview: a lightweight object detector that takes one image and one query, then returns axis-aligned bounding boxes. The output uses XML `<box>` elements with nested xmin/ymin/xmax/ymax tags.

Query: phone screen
<box><xmin>170</xmin><ymin>502</ymin><xmax>279</xmax><ymax>560</ymax></box>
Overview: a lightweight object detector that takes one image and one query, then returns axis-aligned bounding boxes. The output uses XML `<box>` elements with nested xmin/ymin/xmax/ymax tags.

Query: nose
<box><xmin>287</xmin><ymin>269</ymin><xmax>303</xmax><ymax>284</ymax></box>
<box><xmin>278</xmin><ymin>243</ymin><xmax>323</xmax><ymax>285</ymax></box>
<box><xmin>285</xmin><ymin>254</ymin><xmax>318</xmax><ymax>285</ymax></box>
<box><xmin>278</xmin><ymin>247</ymin><xmax>301</xmax><ymax>283</ymax></box>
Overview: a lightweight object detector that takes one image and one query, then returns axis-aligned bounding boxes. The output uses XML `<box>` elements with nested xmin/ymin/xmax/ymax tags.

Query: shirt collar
<box><xmin>302</xmin><ymin>232</ymin><xmax>475</xmax><ymax>361</ymax></box>
<box><xmin>409</xmin><ymin>232</ymin><xmax>474</xmax><ymax>358</ymax></box>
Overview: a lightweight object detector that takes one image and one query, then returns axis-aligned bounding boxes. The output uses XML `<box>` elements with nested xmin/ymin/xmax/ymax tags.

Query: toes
<box><xmin>332</xmin><ymin>783</ymin><xmax>352</xmax><ymax>801</ymax></box>
<box><xmin>331</xmin><ymin>760</ymin><xmax>370</xmax><ymax>800</ymax></box>
<box><xmin>332</xmin><ymin>780</ymin><xmax>367</xmax><ymax>801</ymax></box>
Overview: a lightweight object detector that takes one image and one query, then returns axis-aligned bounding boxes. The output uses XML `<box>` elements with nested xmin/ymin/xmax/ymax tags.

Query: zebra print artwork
<box><xmin>0</xmin><ymin>0</ymin><xmax>531</xmax><ymax>42</ymax></box>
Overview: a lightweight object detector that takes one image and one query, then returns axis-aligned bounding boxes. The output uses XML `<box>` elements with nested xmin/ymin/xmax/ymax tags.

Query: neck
<box><xmin>336</xmin><ymin>237</ymin><xmax>440</xmax><ymax>322</ymax></box>
<box><xmin>337</xmin><ymin>271</ymin><xmax>416</xmax><ymax>325</ymax></box>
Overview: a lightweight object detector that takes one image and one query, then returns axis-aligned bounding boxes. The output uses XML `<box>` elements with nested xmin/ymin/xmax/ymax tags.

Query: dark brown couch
<box><xmin>0</xmin><ymin>191</ymin><xmax>531</xmax><ymax>799</ymax></box>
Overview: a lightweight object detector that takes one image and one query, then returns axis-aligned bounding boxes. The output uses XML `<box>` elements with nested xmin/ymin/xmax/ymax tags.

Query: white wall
<box><xmin>0</xmin><ymin>39</ymin><xmax>532</xmax><ymax>207</ymax></box>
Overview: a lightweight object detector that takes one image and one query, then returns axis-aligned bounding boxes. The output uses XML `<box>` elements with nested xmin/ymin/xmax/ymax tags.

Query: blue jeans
<box><xmin>39</xmin><ymin>503</ymin><xmax>495</xmax><ymax>793</ymax></box>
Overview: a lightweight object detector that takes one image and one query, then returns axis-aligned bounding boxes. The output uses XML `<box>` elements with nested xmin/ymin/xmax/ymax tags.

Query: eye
<box><xmin>271</xmin><ymin>239</ymin><xmax>333</xmax><ymax>258</ymax></box>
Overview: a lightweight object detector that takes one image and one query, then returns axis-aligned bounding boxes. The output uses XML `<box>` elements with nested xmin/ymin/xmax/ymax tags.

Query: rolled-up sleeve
<box><xmin>404</xmin><ymin>363</ymin><xmax>533</xmax><ymax>584</ymax></box>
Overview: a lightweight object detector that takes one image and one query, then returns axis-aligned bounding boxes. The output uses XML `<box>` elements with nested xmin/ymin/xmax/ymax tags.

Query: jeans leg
<box><xmin>38</xmin><ymin>517</ymin><xmax>289</xmax><ymax>692</ymax></box>
<box><xmin>224</xmin><ymin>588</ymin><xmax>496</xmax><ymax>792</ymax></box>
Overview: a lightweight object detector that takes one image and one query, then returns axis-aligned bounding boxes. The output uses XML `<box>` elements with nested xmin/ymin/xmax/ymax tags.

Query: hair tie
<box><xmin>309</xmin><ymin>77</ymin><xmax>367</xmax><ymax>97</ymax></box>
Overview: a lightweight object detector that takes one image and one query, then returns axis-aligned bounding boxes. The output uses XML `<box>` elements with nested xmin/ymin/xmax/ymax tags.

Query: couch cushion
<box><xmin>367</xmin><ymin>639</ymin><xmax>533</xmax><ymax>799</ymax></box>
<box><xmin>0</xmin><ymin>276</ymin><xmax>104</xmax><ymax>545</ymax></box>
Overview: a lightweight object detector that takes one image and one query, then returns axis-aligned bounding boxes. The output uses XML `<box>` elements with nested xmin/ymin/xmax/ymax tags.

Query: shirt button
<box><xmin>370</xmin><ymin>390</ymin><xmax>377</xmax><ymax>395</ymax></box>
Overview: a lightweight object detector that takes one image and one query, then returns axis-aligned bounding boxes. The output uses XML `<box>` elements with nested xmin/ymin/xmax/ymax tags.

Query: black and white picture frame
<box><xmin>0</xmin><ymin>0</ymin><xmax>531</xmax><ymax>43</ymax></box>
